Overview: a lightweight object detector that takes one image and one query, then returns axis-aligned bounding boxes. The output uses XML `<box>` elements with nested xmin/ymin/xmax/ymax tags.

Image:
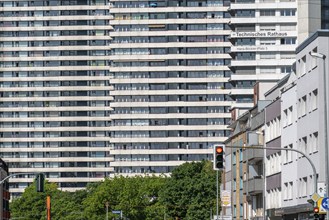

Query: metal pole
<box><xmin>216</xmin><ymin>170</ymin><xmax>219</xmax><ymax>220</ymax></box>
<box><xmin>321</xmin><ymin>56</ymin><xmax>329</xmax><ymax>220</ymax></box>
<box><xmin>310</xmin><ymin>53</ymin><xmax>328</xmax><ymax>218</ymax></box>
<box><xmin>0</xmin><ymin>172</ymin><xmax>43</xmax><ymax>185</ymax></box>
<box><xmin>263</xmin><ymin>111</ymin><xmax>267</xmax><ymax>220</ymax></box>
<box><xmin>105</xmin><ymin>202</ymin><xmax>108</xmax><ymax>220</ymax></box>
<box><xmin>263</xmin><ymin>136</ymin><xmax>266</xmax><ymax>220</ymax></box>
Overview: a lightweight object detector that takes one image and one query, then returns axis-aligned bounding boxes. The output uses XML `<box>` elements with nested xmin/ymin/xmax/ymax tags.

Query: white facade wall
<box><xmin>280</xmin><ymin>31</ymin><xmax>329</xmax><ymax>215</ymax></box>
<box><xmin>281</xmin><ymin>82</ymin><xmax>298</xmax><ymax>209</ymax></box>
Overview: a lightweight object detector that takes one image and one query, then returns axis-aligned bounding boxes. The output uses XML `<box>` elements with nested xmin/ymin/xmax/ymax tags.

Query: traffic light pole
<box><xmin>216</xmin><ymin>170</ymin><xmax>219</xmax><ymax>220</ymax></box>
<box><xmin>226</xmin><ymin>145</ymin><xmax>318</xmax><ymax>207</ymax></box>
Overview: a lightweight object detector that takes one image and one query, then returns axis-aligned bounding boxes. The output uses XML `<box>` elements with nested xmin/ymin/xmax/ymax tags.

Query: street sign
<box><xmin>221</xmin><ymin>190</ymin><xmax>231</xmax><ymax>207</ymax></box>
<box><xmin>318</xmin><ymin>183</ymin><xmax>327</xmax><ymax>197</ymax></box>
<box><xmin>317</xmin><ymin>198</ymin><xmax>327</xmax><ymax>214</ymax></box>
<box><xmin>322</xmin><ymin>197</ymin><xmax>329</xmax><ymax>211</ymax></box>
<box><xmin>112</xmin><ymin>210</ymin><xmax>121</xmax><ymax>214</ymax></box>
<box><xmin>312</xmin><ymin>192</ymin><xmax>321</xmax><ymax>202</ymax></box>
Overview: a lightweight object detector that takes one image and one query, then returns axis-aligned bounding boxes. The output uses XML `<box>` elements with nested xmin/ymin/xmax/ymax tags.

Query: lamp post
<box><xmin>310</xmin><ymin>52</ymin><xmax>327</xmax><ymax>219</ymax></box>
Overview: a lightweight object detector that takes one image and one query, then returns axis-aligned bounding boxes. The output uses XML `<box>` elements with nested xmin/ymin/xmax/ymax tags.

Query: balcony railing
<box><xmin>244</xmin><ymin>176</ymin><xmax>263</xmax><ymax>195</ymax></box>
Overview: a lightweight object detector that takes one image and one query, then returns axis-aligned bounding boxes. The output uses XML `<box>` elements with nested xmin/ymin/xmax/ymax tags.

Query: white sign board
<box><xmin>221</xmin><ymin>190</ymin><xmax>231</xmax><ymax>207</ymax></box>
<box><xmin>318</xmin><ymin>182</ymin><xmax>327</xmax><ymax>197</ymax></box>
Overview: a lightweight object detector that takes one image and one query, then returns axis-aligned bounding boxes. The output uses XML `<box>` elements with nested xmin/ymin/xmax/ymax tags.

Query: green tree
<box><xmin>10</xmin><ymin>180</ymin><xmax>59</xmax><ymax>220</ymax></box>
<box><xmin>51</xmin><ymin>190</ymin><xmax>87</xmax><ymax>220</ymax></box>
<box><xmin>82</xmin><ymin>175</ymin><xmax>166</xmax><ymax>220</ymax></box>
<box><xmin>159</xmin><ymin>161</ymin><xmax>219</xmax><ymax>220</ymax></box>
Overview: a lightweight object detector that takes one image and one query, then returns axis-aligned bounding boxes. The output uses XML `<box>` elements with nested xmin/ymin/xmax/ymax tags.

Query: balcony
<box><xmin>244</xmin><ymin>176</ymin><xmax>263</xmax><ymax>195</ymax></box>
<box><xmin>244</xmin><ymin>147</ymin><xmax>264</xmax><ymax>162</ymax></box>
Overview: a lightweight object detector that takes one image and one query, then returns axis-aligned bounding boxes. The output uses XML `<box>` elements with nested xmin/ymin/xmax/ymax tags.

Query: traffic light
<box><xmin>36</xmin><ymin>173</ymin><xmax>45</xmax><ymax>192</ymax></box>
<box><xmin>213</xmin><ymin>145</ymin><xmax>225</xmax><ymax>170</ymax></box>
<box><xmin>314</xmin><ymin>206</ymin><xmax>320</xmax><ymax>219</ymax></box>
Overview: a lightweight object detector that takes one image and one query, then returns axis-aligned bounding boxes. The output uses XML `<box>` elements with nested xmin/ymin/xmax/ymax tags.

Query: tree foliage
<box><xmin>160</xmin><ymin>160</ymin><xmax>218</xmax><ymax>220</ymax></box>
<box><xmin>11</xmin><ymin>180</ymin><xmax>59</xmax><ymax>220</ymax></box>
<box><xmin>10</xmin><ymin>161</ymin><xmax>220</xmax><ymax>220</ymax></box>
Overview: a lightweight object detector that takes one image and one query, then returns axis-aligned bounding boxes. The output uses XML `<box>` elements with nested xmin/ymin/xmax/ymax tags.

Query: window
<box><xmin>260</xmin><ymin>10</ymin><xmax>276</xmax><ymax>16</ymax></box>
<box><xmin>309</xmin><ymin>89</ymin><xmax>318</xmax><ymax>111</ymax></box>
<box><xmin>288</xmin><ymin>182</ymin><xmax>293</xmax><ymax>200</ymax></box>
<box><xmin>298</xmin><ymin>96</ymin><xmax>307</xmax><ymax>117</ymax></box>
<box><xmin>300</xmin><ymin>56</ymin><xmax>307</xmax><ymax>76</ymax></box>
<box><xmin>281</xmin><ymin>38</ymin><xmax>296</xmax><ymax>45</ymax></box>
<box><xmin>302</xmin><ymin>177</ymin><xmax>307</xmax><ymax>197</ymax></box>
<box><xmin>313</xmin><ymin>132</ymin><xmax>319</xmax><ymax>152</ymax></box>
<box><xmin>283</xmin><ymin>109</ymin><xmax>288</xmax><ymax>127</ymax></box>
<box><xmin>260</xmin><ymin>52</ymin><xmax>276</xmax><ymax>59</ymax></box>
<box><xmin>280</xmin><ymin>24</ymin><xmax>296</xmax><ymax>31</ymax></box>
<box><xmin>281</xmin><ymin>66</ymin><xmax>292</xmax><ymax>74</ymax></box>
<box><xmin>280</xmin><ymin>9</ymin><xmax>296</xmax><ymax>16</ymax></box>
<box><xmin>302</xmin><ymin>137</ymin><xmax>307</xmax><ymax>155</ymax></box>
<box><xmin>260</xmin><ymin>67</ymin><xmax>276</xmax><ymax>74</ymax></box>
<box><xmin>260</xmin><ymin>38</ymin><xmax>276</xmax><ymax>45</ymax></box>
<box><xmin>280</xmin><ymin>52</ymin><xmax>295</xmax><ymax>59</ymax></box>
<box><xmin>284</xmin><ymin>183</ymin><xmax>288</xmax><ymax>200</ymax></box>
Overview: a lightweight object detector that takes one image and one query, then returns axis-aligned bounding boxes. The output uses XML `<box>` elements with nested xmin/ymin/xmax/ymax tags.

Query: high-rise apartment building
<box><xmin>298</xmin><ymin>0</ymin><xmax>329</xmax><ymax>42</ymax></box>
<box><xmin>0</xmin><ymin>0</ymin><xmax>113</xmax><ymax>196</ymax></box>
<box><xmin>228</xmin><ymin>0</ymin><xmax>298</xmax><ymax>114</ymax></box>
<box><xmin>108</xmin><ymin>0</ymin><xmax>232</xmax><ymax>174</ymax></box>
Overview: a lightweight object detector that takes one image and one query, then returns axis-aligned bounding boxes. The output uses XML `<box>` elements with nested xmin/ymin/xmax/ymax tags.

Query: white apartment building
<box><xmin>228</xmin><ymin>0</ymin><xmax>298</xmax><ymax>112</ymax></box>
<box><xmin>0</xmin><ymin>0</ymin><xmax>113</xmax><ymax>196</ymax></box>
<box><xmin>280</xmin><ymin>30</ymin><xmax>329</xmax><ymax>219</ymax></box>
<box><xmin>108</xmin><ymin>0</ymin><xmax>232</xmax><ymax>175</ymax></box>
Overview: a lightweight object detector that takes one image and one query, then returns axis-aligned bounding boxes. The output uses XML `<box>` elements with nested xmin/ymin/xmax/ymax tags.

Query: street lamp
<box><xmin>310</xmin><ymin>52</ymin><xmax>327</xmax><ymax>219</ymax></box>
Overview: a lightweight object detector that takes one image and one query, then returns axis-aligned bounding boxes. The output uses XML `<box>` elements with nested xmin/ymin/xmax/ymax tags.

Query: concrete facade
<box><xmin>0</xmin><ymin>0</ymin><xmax>113</xmax><ymax>196</ymax></box>
<box><xmin>108</xmin><ymin>0</ymin><xmax>232</xmax><ymax>175</ymax></box>
<box><xmin>228</xmin><ymin>0</ymin><xmax>298</xmax><ymax>112</ymax></box>
<box><xmin>297</xmin><ymin>0</ymin><xmax>329</xmax><ymax>42</ymax></box>
<box><xmin>279</xmin><ymin>30</ymin><xmax>329</xmax><ymax>219</ymax></box>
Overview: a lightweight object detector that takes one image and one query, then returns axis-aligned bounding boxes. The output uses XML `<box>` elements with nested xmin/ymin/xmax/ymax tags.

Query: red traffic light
<box><xmin>314</xmin><ymin>207</ymin><xmax>319</xmax><ymax>213</ymax></box>
<box><xmin>216</xmin><ymin>147</ymin><xmax>223</xmax><ymax>154</ymax></box>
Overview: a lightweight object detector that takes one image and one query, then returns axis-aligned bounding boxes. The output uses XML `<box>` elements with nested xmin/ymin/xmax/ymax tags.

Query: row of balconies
<box><xmin>230</xmin><ymin>58</ymin><xmax>294</xmax><ymax>67</ymax></box>
<box><xmin>111</xmin><ymin>77</ymin><xmax>229</xmax><ymax>84</ymax></box>
<box><xmin>0</xmin><ymin>86</ymin><xmax>112</xmax><ymax>91</ymax></box>
<box><xmin>110</xmin><ymin>18</ymin><xmax>230</xmax><ymax>25</ymax></box>
<box><xmin>0</xmin><ymin>136</ymin><xmax>227</xmax><ymax>143</ymax></box>
<box><xmin>109</xmin><ymin>6</ymin><xmax>229</xmax><ymax>13</ymax></box>
<box><xmin>109</xmin><ymin>66</ymin><xmax>230</xmax><ymax>72</ymax></box>
<box><xmin>0</xmin><ymin>5</ymin><xmax>109</xmax><ymax>11</ymax></box>
<box><xmin>230</xmin><ymin>0</ymin><xmax>295</xmax><ymax>9</ymax></box>
<box><xmin>0</xmin><ymin>76</ymin><xmax>110</xmax><ymax>82</ymax></box>
<box><xmin>1</xmin><ymin>15</ymin><xmax>113</xmax><ymax>21</ymax></box>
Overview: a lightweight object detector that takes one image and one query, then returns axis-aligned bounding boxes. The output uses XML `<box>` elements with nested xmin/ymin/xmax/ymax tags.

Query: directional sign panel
<box><xmin>322</xmin><ymin>197</ymin><xmax>329</xmax><ymax>211</ymax></box>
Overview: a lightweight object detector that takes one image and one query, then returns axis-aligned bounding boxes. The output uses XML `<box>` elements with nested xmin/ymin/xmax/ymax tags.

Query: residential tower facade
<box><xmin>108</xmin><ymin>0</ymin><xmax>232</xmax><ymax>175</ymax></box>
<box><xmin>0</xmin><ymin>0</ymin><xmax>113</xmax><ymax>196</ymax></box>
